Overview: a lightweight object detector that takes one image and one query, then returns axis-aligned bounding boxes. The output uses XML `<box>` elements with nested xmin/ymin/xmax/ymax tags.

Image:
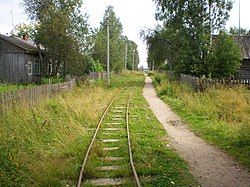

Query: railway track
<box><xmin>77</xmin><ymin>82</ymin><xmax>141</xmax><ymax>186</ymax></box>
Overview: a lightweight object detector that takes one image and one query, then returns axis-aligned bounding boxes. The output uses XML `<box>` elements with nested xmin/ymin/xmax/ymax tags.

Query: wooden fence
<box><xmin>0</xmin><ymin>79</ymin><xmax>75</xmax><ymax>114</ymax></box>
<box><xmin>180</xmin><ymin>73</ymin><xmax>250</xmax><ymax>90</ymax></box>
<box><xmin>89</xmin><ymin>72</ymin><xmax>107</xmax><ymax>80</ymax></box>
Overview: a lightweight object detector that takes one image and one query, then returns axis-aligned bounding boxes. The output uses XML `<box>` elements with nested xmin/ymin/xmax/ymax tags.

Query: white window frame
<box><xmin>27</xmin><ymin>61</ymin><xmax>32</xmax><ymax>75</ymax></box>
<box><xmin>34</xmin><ymin>58</ymin><xmax>41</xmax><ymax>75</ymax></box>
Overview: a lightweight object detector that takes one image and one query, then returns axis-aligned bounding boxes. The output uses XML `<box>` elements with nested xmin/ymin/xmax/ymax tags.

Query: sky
<box><xmin>0</xmin><ymin>0</ymin><xmax>249</xmax><ymax>68</ymax></box>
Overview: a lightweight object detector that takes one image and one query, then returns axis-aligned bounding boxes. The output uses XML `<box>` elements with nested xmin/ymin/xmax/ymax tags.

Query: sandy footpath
<box><xmin>143</xmin><ymin>76</ymin><xmax>250</xmax><ymax>187</ymax></box>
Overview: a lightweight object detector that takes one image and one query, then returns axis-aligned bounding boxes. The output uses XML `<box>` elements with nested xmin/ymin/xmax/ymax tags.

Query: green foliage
<box><xmin>92</xmin><ymin>6</ymin><xmax>139</xmax><ymax>72</ymax></box>
<box><xmin>154</xmin><ymin>74</ymin><xmax>164</xmax><ymax>85</ymax></box>
<box><xmin>41</xmin><ymin>77</ymin><xmax>65</xmax><ymax>84</ymax></box>
<box><xmin>23</xmin><ymin>0</ymin><xmax>91</xmax><ymax>76</ymax></box>
<box><xmin>229</xmin><ymin>27</ymin><xmax>250</xmax><ymax>35</ymax></box>
<box><xmin>90</xmin><ymin>59</ymin><xmax>104</xmax><ymax>72</ymax></box>
<box><xmin>128</xmin><ymin>77</ymin><xmax>198</xmax><ymax>186</ymax></box>
<box><xmin>0</xmin><ymin>84</ymin><xmax>35</xmax><ymax>93</ymax></box>
<box><xmin>0</xmin><ymin>84</ymin><xmax>113</xmax><ymax>185</ymax></box>
<box><xmin>153</xmin><ymin>74</ymin><xmax>250</xmax><ymax>168</ymax></box>
<box><xmin>0</xmin><ymin>84</ymin><xmax>21</xmax><ymax>93</ymax></box>
<box><xmin>207</xmin><ymin>32</ymin><xmax>242</xmax><ymax>78</ymax></box>
<box><xmin>13</xmin><ymin>23</ymin><xmax>37</xmax><ymax>41</ymax></box>
<box><xmin>147</xmin><ymin>0</ymin><xmax>233</xmax><ymax>77</ymax></box>
<box><xmin>0</xmin><ymin>73</ymin><xmax>198</xmax><ymax>185</ymax></box>
<box><xmin>92</xmin><ymin>6</ymin><xmax>124</xmax><ymax>72</ymax></box>
<box><xmin>0</xmin><ymin>146</ymin><xmax>27</xmax><ymax>186</ymax></box>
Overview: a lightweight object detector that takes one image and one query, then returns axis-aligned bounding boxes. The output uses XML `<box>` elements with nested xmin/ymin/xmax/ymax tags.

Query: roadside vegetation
<box><xmin>129</xmin><ymin>77</ymin><xmax>198</xmax><ymax>186</ymax></box>
<box><xmin>0</xmin><ymin>72</ymin><xmax>198</xmax><ymax>186</ymax></box>
<box><xmin>0</xmin><ymin>83</ymin><xmax>35</xmax><ymax>93</ymax></box>
<box><xmin>0</xmin><ymin>77</ymin><xmax>64</xmax><ymax>94</ymax></box>
<box><xmin>0</xmin><ymin>84</ymin><xmax>22</xmax><ymax>93</ymax></box>
<box><xmin>151</xmin><ymin>72</ymin><xmax>250</xmax><ymax>169</ymax></box>
<box><xmin>0</xmin><ymin>81</ymin><xmax>115</xmax><ymax>186</ymax></box>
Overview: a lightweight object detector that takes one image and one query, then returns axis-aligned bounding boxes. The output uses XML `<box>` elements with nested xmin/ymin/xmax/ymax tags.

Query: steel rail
<box><xmin>77</xmin><ymin>83</ymin><xmax>132</xmax><ymax>187</ymax></box>
<box><xmin>126</xmin><ymin>90</ymin><xmax>142</xmax><ymax>187</ymax></box>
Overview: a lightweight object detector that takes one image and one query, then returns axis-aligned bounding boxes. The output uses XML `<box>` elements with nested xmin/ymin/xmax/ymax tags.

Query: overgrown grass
<box><xmin>0</xmin><ymin>84</ymin><xmax>115</xmax><ymax>186</ymax></box>
<box><xmin>152</xmin><ymin>73</ymin><xmax>250</xmax><ymax>169</ymax></box>
<box><xmin>0</xmin><ymin>72</ymin><xmax>198</xmax><ymax>186</ymax></box>
<box><xmin>130</xmin><ymin>78</ymin><xmax>198</xmax><ymax>186</ymax></box>
<box><xmin>0</xmin><ymin>84</ymin><xmax>26</xmax><ymax>93</ymax></box>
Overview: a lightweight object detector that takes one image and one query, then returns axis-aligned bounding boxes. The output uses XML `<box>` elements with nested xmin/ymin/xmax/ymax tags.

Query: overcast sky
<box><xmin>0</xmin><ymin>0</ymin><xmax>249</xmax><ymax>68</ymax></box>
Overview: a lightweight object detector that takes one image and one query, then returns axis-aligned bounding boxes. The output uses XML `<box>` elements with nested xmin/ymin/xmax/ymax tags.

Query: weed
<box><xmin>0</xmin><ymin>72</ymin><xmax>198</xmax><ymax>186</ymax></box>
<box><xmin>152</xmin><ymin>73</ymin><xmax>250</xmax><ymax>168</ymax></box>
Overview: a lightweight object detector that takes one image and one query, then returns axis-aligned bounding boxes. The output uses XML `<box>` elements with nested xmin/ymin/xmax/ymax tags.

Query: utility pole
<box><xmin>125</xmin><ymin>44</ymin><xmax>128</xmax><ymax>70</ymax></box>
<box><xmin>239</xmin><ymin>0</ymin><xmax>241</xmax><ymax>35</ymax></box>
<box><xmin>5</xmin><ymin>8</ymin><xmax>14</xmax><ymax>31</ymax></box>
<box><xmin>106</xmin><ymin>19</ymin><xmax>110</xmax><ymax>85</ymax></box>
<box><xmin>132</xmin><ymin>49</ymin><xmax>135</xmax><ymax>71</ymax></box>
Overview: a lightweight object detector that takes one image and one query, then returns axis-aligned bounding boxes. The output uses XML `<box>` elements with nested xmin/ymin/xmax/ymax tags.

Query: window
<box><xmin>34</xmin><ymin>61</ymin><xmax>41</xmax><ymax>75</ymax></box>
<box><xmin>27</xmin><ymin>61</ymin><xmax>32</xmax><ymax>75</ymax></box>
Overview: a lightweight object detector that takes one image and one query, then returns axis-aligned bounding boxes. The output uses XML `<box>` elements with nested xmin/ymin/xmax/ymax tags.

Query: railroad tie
<box><xmin>103</xmin><ymin>128</ymin><xmax>124</xmax><ymax>131</ymax></box>
<box><xmin>84</xmin><ymin>178</ymin><xmax>126</xmax><ymax>186</ymax></box>
<box><xmin>103</xmin><ymin>147</ymin><xmax>120</xmax><ymax>151</ymax></box>
<box><xmin>97</xmin><ymin>165</ymin><xmax>123</xmax><ymax>171</ymax></box>
<box><xmin>102</xmin><ymin>157</ymin><xmax>123</xmax><ymax>161</ymax></box>
<box><xmin>101</xmin><ymin>139</ymin><xmax>120</xmax><ymax>143</ymax></box>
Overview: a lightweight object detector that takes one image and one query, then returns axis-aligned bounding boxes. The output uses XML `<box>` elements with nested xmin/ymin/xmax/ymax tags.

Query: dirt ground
<box><xmin>143</xmin><ymin>76</ymin><xmax>250</xmax><ymax>187</ymax></box>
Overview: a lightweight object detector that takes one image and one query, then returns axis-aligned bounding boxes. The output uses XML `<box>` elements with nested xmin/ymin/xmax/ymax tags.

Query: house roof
<box><xmin>0</xmin><ymin>34</ymin><xmax>43</xmax><ymax>53</ymax></box>
<box><xmin>232</xmin><ymin>35</ymin><xmax>250</xmax><ymax>59</ymax></box>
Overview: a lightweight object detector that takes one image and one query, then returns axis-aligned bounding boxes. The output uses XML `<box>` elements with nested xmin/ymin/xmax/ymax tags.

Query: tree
<box><xmin>229</xmin><ymin>27</ymin><xmax>250</xmax><ymax>35</ymax></box>
<box><xmin>207</xmin><ymin>31</ymin><xmax>242</xmax><ymax>78</ymax></box>
<box><xmin>22</xmin><ymin>0</ymin><xmax>90</xmax><ymax>77</ymax></box>
<box><xmin>92</xmin><ymin>6</ymin><xmax>124</xmax><ymax>72</ymax></box>
<box><xmin>151</xmin><ymin>0</ymin><xmax>233</xmax><ymax>77</ymax></box>
<box><xmin>125</xmin><ymin>39</ymin><xmax>139</xmax><ymax>70</ymax></box>
<box><xmin>92</xmin><ymin>6</ymin><xmax>139</xmax><ymax>72</ymax></box>
<box><xmin>13</xmin><ymin>23</ymin><xmax>37</xmax><ymax>41</ymax></box>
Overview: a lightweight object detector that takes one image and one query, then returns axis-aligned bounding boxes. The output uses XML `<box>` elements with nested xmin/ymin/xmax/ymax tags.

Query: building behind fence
<box><xmin>0</xmin><ymin>78</ymin><xmax>75</xmax><ymax>114</ymax></box>
<box><xmin>180</xmin><ymin>73</ymin><xmax>250</xmax><ymax>90</ymax></box>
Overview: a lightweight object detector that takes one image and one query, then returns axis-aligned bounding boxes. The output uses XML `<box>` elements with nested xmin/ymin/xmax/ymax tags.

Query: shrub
<box><xmin>207</xmin><ymin>31</ymin><xmax>242</xmax><ymax>78</ymax></box>
<box><xmin>41</xmin><ymin>77</ymin><xmax>65</xmax><ymax>84</ymax></box>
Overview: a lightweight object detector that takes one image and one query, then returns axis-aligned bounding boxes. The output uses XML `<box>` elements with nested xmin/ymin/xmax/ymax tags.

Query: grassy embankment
<box><xmin>0</xmin><ymin>72</ymin><xmax>198</xmax><ymax>186</ymax></box>
<box><xmin>151</xmin><ymin>72</ymin><xmax>250</xmax><ymax>169</ymax></box>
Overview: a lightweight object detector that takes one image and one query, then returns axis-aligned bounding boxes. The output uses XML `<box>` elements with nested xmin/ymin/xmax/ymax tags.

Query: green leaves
<box><xmin>207</xmin><ymin>32</ymin><xmax>242</xmax><ymax>78</ymax></box>
<box><xmin>23</xmin><ymin>0</ymin><xmax>90</xmax><ymax>76</ymax></box>
<box><xmin>92</xmin><ymin>6</ymin><xmax>139</xmax><ymax>72</ymax></box>
<box><xmin>149</xmin><ymin>0</ymin><xmax>234</xmax><ymax>77</ymax></box>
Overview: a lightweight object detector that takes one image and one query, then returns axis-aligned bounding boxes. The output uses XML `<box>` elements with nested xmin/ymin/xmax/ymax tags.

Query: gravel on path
<box><xmin>143</xmin><ymin>76</ymin><xmax>250</xmax><ymax>187</ymax></box>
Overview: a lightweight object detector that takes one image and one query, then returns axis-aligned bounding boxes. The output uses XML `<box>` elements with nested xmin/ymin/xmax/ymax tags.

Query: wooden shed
<box><xmin>233</xmin><ymin>36</ymin><xmax>250</xmax><ymax>79</ymax></box>
<box><xmin>0</xmin><ymin>34</ymin><xmax>43</xmax><ymax>83</ymax></box>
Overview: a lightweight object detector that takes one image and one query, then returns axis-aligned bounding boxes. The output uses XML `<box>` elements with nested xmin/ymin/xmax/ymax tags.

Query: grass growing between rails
<box><xmin>0</xmin><ymin>72</ymin><xmax>198</xmax><ymax>186</ymax></box>
<box><xmin>0</xmin><ymin>83</ymin><xmax>116</xmax><ymax>186</ymax></box>
<box><xmin>129</xmin><ymin>79</ymin><xmax>198</xmax><ymax>186</ymax></box>
<box><xmin>152</xmin><ymin>73</ymin><xmax>250</xmax><ymax>169</ymax></box>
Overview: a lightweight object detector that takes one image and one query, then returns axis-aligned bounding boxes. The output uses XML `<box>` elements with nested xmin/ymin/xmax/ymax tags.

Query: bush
<box><xmin>41</xmin><ymin>77</ymin><xmax>64</xmax><ymax>84</ymax></box>
<box><xmin>207</xmin><ymin>31</ymin><xmax>242</xmax><ymax>78</ymax></box>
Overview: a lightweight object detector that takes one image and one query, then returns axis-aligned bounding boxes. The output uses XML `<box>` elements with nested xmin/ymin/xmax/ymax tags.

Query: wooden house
<box><xmin>233</xmin><ymin>36</ymin><xmax>250</xmax><ymax>79</ymax></box>
<box><xmin>0</xmin><ymin>34</ymin><xmax>44</xmax><ymax>83</ymax></box>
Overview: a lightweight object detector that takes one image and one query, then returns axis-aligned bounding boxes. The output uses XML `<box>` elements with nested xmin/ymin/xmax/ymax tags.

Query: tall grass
<box><xmin>153</xmin><ymin>73</ymin><xmax>250</xmax><ymax>168</ymax></box>
<box><xmin>0</xmin><ymin>84</ymin><xmax>25</xmax><ymax>93</ymax></box>
<box><xmin>0</xmin><ymin>84</ymin><xmax>115</xmax><ymax>186</ymax></box>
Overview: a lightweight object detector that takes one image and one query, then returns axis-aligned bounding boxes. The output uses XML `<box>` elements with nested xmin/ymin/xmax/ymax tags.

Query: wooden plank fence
<box><xmin>0</xmin><ymin>78</ymin><xmax>75</xmax><ymax>114</ymax></box>
<box><xmin>89</xmin><ymin>72</ymin><xmax>107</xmax><ymax>80</ymax></box>
<box><xmin>179</xmin><ymin>73</ymin><xmax>250</xmax><ymax>91</ymax></box>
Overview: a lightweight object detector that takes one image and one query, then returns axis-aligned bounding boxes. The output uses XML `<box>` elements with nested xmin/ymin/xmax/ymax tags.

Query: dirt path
<box><xmin>143</xmin><ymin>76</ymin><xmax>250</xmax><ymax>187</ymax></box>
